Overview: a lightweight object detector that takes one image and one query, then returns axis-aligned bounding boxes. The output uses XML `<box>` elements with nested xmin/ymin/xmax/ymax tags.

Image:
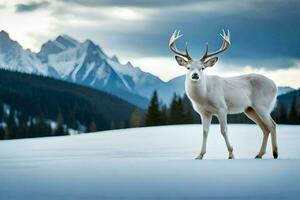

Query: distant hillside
<box><xmin>0</xmin><ymin>69</ymin><xmax>142</xmax><ymax>138</ymax></box>
<box><xmin>277</xmin><ymin>89</ymin><xmax>300</xmax><ymax>106</ymax></box>
<box><xmin>277</xmin><ymin>86</ymin><xmax>295</xmax><ymax>96</ymax></box>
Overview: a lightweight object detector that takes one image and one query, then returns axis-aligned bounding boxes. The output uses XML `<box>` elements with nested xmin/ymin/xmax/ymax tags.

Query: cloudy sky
<box><xmin>0</xmin><ymin>0</ymin><xmax>300</xmax><ymax>87</ymax></box>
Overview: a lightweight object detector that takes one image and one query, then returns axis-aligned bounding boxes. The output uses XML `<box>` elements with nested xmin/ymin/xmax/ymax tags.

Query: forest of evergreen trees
<box><xmin>0</xmin><ymin>69</ymin><xmax>299</xmax><ymax>140</ymax></box>
<box><xmin>0</xmin><ymin>69</ymin><xmax>140</xmax><ymax>140</ymax></box>
<box><xmin>1</xmin><ymin>88</ymin><xmax>299</xmax><ymax>140</ymax></box>
<box><xmin>0</xmin><ymin>102</ymin><xmax>68</xmax><ymax>139</ymax></box>
<box><xmin>143</xmin><ymin>90</ymin><xmax>300</xmax><ymax>126</ymax></box>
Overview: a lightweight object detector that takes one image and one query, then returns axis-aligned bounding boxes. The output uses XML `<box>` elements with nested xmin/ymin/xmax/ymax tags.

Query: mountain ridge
<box><xmin>0</xmin><ymin>31</ymin><xmax>152</xmax><ymax>108</ymax></box>
<box><xmin>0</xmin><ymin>30</ymin><xmax>296</xmax><ymax>107</ymax></box>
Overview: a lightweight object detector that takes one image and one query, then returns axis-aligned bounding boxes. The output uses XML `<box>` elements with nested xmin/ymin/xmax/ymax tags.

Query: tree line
<box><xmin>0</xmin><ymin>67</ymin><xmax>299</xmax><ymax>140</ymax></box>
<box><xmin>0</xmin><ymin>100</ymin><xmax>138</xmax><ymax>140</ymax></box>
<box><xmin>143</xmin><ymin>91</ymin><xmax>300</xmax><ymax>126</ymax></box>
<box><xmin>272</xmin><ymin>95</ymin><xmax>300</xmax><ymax>124</ymax></box>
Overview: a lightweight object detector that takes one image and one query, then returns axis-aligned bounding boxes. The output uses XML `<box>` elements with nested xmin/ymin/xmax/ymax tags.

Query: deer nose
<box><xmin>191</xmin><ymin>73</ymin><xmax>199</xmax><ymax>80</ymax></box>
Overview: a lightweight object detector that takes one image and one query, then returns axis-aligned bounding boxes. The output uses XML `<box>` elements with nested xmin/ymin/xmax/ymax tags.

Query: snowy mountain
<box><xmin>0</xmin><ymin>30</ymin><xmax>294</xmax><ymax>108</ymax></box>
<box><xmin>0</xmin><ymin>30</ymin><xmax>189</xmax><ymax>106</ymax></box>
<box><xmin>44</xmin><ymin>38</ymin><xmax>151</xmax><ymax>107</ymax></box>
<box><xmin>0</xmin><ymin>31</ymin><xmax>49</xmax><ymax>75</ymax></box>
<box><xmin>47</xmin><ymin>40</ymin><xmax>127</xmax><ymax>90</ymax></box>
<box><xmin>106</xmin><ymin>59</ymin><xmax>168</xmax><ymax>98</ymax></box>
<box><xmin>0</xmin><ymin>31</ymin><xmax>151</xmax><ymax>107</ymax></box>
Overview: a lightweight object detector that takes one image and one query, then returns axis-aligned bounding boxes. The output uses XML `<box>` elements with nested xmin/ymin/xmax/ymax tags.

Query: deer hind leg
<box><xmin>253</xmin><ymin>107</ymin><xmax>278</xmax><ymax>159</ymax></box>
<box><xmin>270</xmin><ymin>118</ymin><xmax>278</xmax><ymax>159</ymax></box>
<box><xmin>244</xmin><ymin>107</ymin><xmax>270</xmax><ymax>159</ymax></box>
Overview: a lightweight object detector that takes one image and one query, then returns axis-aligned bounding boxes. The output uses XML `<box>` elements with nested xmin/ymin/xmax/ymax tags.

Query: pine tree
<box><xmin>0</xmin><ymin>101</ymin><xmax>3</xmax><ymax>122</ymax></box>
<box><xmin>182</xmin><ymin>94</ymin><xmax>196</xmax><ymax>123</ymax></box>
<box><xmin>129</xmin><ymin>109</ymin><xmax>142</xmax><ymax>128</ymax></box>
<box><xmin>185</xmin><ymin>108</ymin><xmax>194</xmax><ymax>124</ymax></box>
<box><xmin>288</xmin><ymin>96</ymin><xmax>298</xmax><ymax>124</ymax></box>
<box><xmin>160</xmin><ymin>104</ymin><xmax>168</xmax><ymax>125</ymax></box>
<box><xmin>69</xmin><ymin>109</ymin><xmax>78</xmax><ymax>130</ymax></box>
<box><xmin>54</xmin><ymin>112</ymin><xmax>68</xmax><ymax>136</ymax></box>
<box><xmin>278</xmin><ymin>103</ymin><xmax>287</xmax><ymax>124</ymax></box>
<box><xmin>0</xmin><ymin>102</ymin><xmax>5</xmax><ymax>139</ymax></box>
<box><xmin>119</xmin><ymin>120</ymin><xmax>126</xmax><ymax>129</ymax></box>
<box><xmin>0</xmin><ymin>102</ymin><xmax>5</xmax><ymax>140</ymax></box>
<box><xmin>89</xmin><ymin>120</ymin><xmax>97</xmax><ymax>132</ymax></box>
<box><xmin>110</xmin><ymin>120</ymin><xmax>116</xmax><ymax>130</ymax></box>
<box><xmin>169</xmin><ymin>94</ymin><xmax>186</xmax><ymax>124</ymax></box>
<box><xmin>0</xmin><ymin>126</ymin><xmax>4</xmax><ymax>140</ymax></box>
<box><xmin>144</xmin><ymin>91</ymin><xmax>161</xmax><ymax>126</ymax></box>
<box><xmin>28</xmin><ymin>118</ymin><xmax>36</xmax><ymax>138</ymax></box>
<box><xmin>35</xmin><ymin>118</ymin><xmax>52</xmax><ymax>137</ymax></box>
<box><xmin>5</xmin><ymin>111</ymin><xmax>17</xmax><ymax>139</ymax></box>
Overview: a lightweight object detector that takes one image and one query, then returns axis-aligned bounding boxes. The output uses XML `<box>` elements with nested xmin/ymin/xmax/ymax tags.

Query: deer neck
<box><xmin>185</xmin><ymin>74</ymin><xmax>207</xmax><ymax>101</ymax></box>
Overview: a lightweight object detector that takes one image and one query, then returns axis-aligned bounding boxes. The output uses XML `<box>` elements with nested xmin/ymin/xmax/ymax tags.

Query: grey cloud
<box><xmin>32</xmin><ymin>0</ymin><xmax>300</xmax><ymax>70</ymax></box>
<box><xmin>15</xmin><ymin>1</ymin><xmax>49</xmax><ymax>13</ymax></box>
<box><xmin>59</xmin><ymin>0</ymin><xmax>205</xmax><ymax>8</ymax></box>
<box><xmin>86</xmin><ymin>0</ymin><xmax>299</xmax><ymax>69</ymax></box>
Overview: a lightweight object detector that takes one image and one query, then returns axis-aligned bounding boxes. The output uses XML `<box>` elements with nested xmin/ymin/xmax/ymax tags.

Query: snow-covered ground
<box><xmin>1</xmin><ymin>124</ymin><xmax>300</xmax><ymax>199</ymax></box>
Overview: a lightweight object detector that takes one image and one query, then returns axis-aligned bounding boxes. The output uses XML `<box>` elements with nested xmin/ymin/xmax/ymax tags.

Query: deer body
<box><xmin>186</xmin><ymin>74</ymin><xmax>277</xmax><ymax>115</ymax></box>
<box><xmin>169</xmin><ymin>30</ymin><xmax>278</xmax><ymax>159</ymax></box>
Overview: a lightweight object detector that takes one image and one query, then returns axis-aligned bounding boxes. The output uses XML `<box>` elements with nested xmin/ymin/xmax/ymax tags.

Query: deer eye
<box><xmin>187</xmin><ymin>67</ymin><xmax>190</xmax><ymax>70</ymax></box>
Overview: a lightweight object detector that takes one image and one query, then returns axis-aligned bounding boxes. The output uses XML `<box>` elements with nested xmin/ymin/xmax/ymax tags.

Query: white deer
<box><xmin>169</xmin><ymin>30</ymin><xmax>278</xmax><ymax>159</ymax></box>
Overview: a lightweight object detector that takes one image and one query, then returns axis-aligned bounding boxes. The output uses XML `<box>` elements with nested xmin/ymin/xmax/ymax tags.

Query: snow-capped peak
<box><xmin>60</xmin><ymin>34</ymin><xmax>80</xmax><ymax>46</ymax></box>
<box><xmin>0</xmin><ymin>31</ymin><xmax>49</xmax><ymax>75</ymax></box>
<box><xmin>0</xmin><ymin>31</ymin><xmax>162</xmax><ymax>107</ymax></box>
<box><xmin>54</xmin><ymin>34</ymin><xmax>80</xmax><ymax>49</ymax></box>
<box><xmin>111</xmin><ymin>55</ymin><xmax>119</xmax><ymax>63</ymax></box>
<box><xmin>37</xmin><ymin>34</ymin><xmax>81</xmax><ymax>62</ymax></box>
<box><xmin>0</xmin><ymin>30</ymin><xmax>9</xmax><ymax>38</ymax></box>
<box><xmin>0</xmin><ymin>30</ymin><xmax>22</xmax><ymax>50</ymax></box>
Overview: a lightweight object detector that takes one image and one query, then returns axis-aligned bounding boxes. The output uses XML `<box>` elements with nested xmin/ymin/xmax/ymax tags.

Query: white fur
<box><xmin>185</xmin><ymin>73</ymin><xmax>277</xmax><ymax>115</ymax></box>
<box><xmin>181</xmin><ymin>60</ymin><xmax>278</xmax><ymax>159</ymax></box>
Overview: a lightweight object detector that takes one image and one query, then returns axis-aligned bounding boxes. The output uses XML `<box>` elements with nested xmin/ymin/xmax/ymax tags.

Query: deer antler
<box><xmin>169</xmin><ymin>30</ymin><xmax>192</xmax><ymax>61</ymax></box>
<box><xmin>201</xmin><ymin>29</ymin><xmax>231</xmax><ymax>62</ymax></box>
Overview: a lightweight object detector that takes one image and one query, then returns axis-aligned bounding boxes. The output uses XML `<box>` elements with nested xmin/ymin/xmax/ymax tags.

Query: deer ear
<box><xmin>175</xmin><ymin>55</ymin><xmax>188</xmax><ymax>66</ymax></box>
<box><xmin>204</xmin><ymin>57</ymin><xmax>218</xmax><ymax>67</ymax></box>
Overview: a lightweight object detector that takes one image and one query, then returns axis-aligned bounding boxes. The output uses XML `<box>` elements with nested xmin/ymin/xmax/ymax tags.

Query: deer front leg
<box><xmin>195</xmin><ymin>113</ymin><xmax>212</xmax><ymax>160</ymax></box>
<box><xmin>218</xmin><ymin>111</ymin><xmax>234</xmax><ymax>159</ymax></box>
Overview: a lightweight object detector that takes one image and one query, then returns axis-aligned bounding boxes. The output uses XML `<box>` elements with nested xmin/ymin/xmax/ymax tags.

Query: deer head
<box><xmin>169</xmin><ymin>29</ymin><xmax>231</xmax><ymax>81</ymax></box>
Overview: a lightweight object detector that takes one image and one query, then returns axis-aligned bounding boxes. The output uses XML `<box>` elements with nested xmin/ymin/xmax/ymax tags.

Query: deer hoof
<box><xmin>255</xmin><ymin>155</ymin><xmax>262</xmax><ymax>159</ymax></box>
<box><xmin>273</xmin><ymin>150</ymin><xmax>278</xmax><ymax>159</ymax></box>
<box><xmin>195</xmin><ymin>155</ymin><xmax>203</xmax><ymax>160</ymax></box>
